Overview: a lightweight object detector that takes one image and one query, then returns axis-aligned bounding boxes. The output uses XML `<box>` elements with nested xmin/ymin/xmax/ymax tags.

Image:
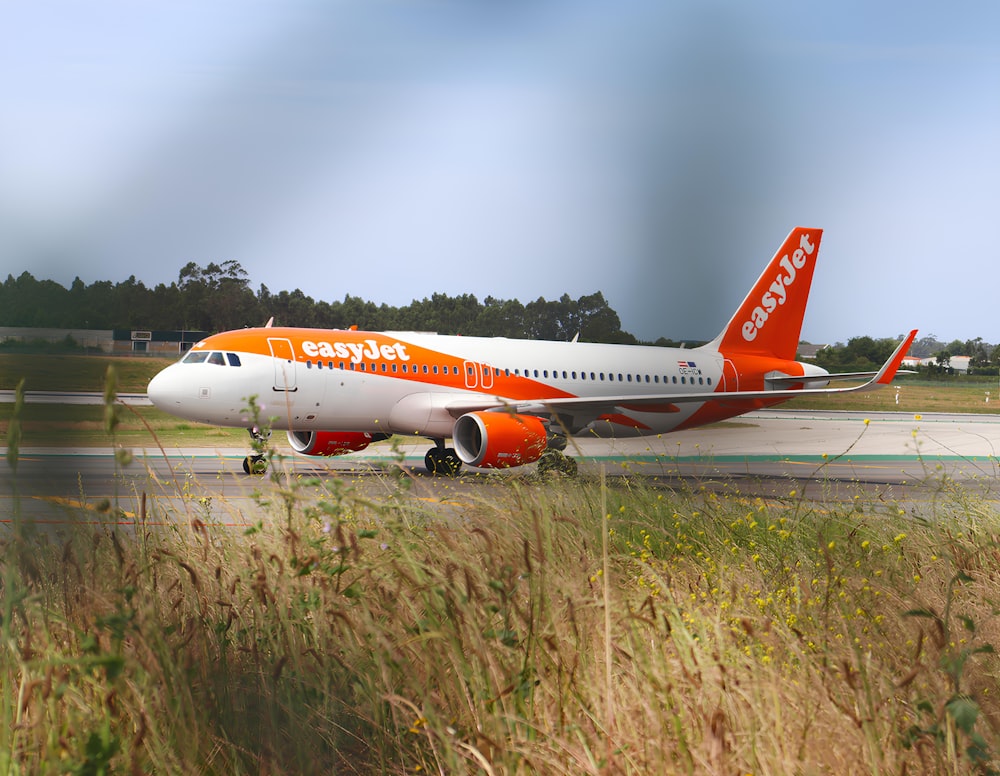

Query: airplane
<box><xmin>147</xmin><ymin>227</ymin><xmax>916</xmax><ymax>475</ymax></box>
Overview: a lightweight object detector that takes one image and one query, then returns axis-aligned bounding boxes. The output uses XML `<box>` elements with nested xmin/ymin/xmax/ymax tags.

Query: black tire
<box><xmin>441</xmin><ymin>448</ymin><xmax>462</xmax><ymax>476</ymax></box>
<box><xmin>243</xmin><ymin>454</ymin><xmax>267</xmax><ymax>475</ymax></box>
<box><xmin>548</xmin><ymin>434</ymin><xmax>568</xmax><ymax>451</ymax></box>
<box><xmin>537</xmin><ymin>449</ymin><xmax>577</xmax><ymax>477</ymax></box>
<box><xmin>425</xmin><ymin>448</ymin><xmax>462</xmax><ymax>476</ymax></box>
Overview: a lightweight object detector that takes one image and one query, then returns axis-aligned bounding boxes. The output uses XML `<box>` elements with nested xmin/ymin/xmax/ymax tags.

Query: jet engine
<box><xmin>452</xmin><ymin>412</ymin><xmax>548</xmax><ymax>469</ymax></box>
<box><xmin>287</xmin><ymin>430</ymin><xmax>386</xmax><ymax>457</ymax></box>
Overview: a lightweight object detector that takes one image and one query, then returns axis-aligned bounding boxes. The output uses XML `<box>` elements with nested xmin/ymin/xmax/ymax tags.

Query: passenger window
<box><xmin>226</xmin><ymin>353</ymin><xmax>242</xmax><ymax>367</ymax></box>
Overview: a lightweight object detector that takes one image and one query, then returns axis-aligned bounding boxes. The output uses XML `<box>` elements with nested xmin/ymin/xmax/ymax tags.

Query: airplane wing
<box><xmin>445</xmin><ymin>329</ymin><xmax>917</xmax><ymax>421</ymax></box>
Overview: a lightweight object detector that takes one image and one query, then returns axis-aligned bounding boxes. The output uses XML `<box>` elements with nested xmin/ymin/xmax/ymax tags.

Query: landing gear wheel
<box><xmin>537</xmin><ymin>449</ymin><xmax>578</xmax><ymax>477</ymax></box>
<box><xmin>243</xmin><ymin>426</ymin><xmax>271</xmax><ymax>475</ymax></box>
<box><xmin>548</xmin><ymin>434</ymin><xmax>568</xmax><ymax>451</ymax></box>
<box><xmin>425</xmin><ymin>447</ymin><xmax>462</xmax><ymax>476</ymax></box>
<box><xmin>242</xmin><ymin>454</ymin><xmax>267</xmax><ymax>475</ymax></box>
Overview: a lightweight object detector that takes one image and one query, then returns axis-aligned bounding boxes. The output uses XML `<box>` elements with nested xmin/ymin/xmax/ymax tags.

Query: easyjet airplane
<box><xmin>147</xmin><ymin>227</ymin><xmax>916</xmax><ymax>475</ymax></box>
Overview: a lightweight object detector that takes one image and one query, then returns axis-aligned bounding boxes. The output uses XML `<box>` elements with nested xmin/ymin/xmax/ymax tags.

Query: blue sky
<box><xmin>2</xmin><ymin>0</ymin><xmax>999</xmax><ymax>344</ymax></box>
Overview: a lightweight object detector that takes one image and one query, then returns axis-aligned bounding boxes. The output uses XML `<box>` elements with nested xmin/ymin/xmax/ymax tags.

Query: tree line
<box><xmin>1</xmin><ymin>261</ymin><xmax>657</xmax><ymax>345</ymax></box>
<box><xmin>814</xmin><ymin>333</ymin><xmax>1000</xmax><ymax>376</ymax></box>
<box><xmin>3</xmin><ymin>263</ymin><xmax>996</xmax><ymax>372</ymax></box>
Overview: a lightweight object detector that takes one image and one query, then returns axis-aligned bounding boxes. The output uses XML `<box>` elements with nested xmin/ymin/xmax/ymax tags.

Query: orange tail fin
<box><xmin>710</xmin><ymin>227</ymin><xmax>823</xmax><ymax>360</ymax></box>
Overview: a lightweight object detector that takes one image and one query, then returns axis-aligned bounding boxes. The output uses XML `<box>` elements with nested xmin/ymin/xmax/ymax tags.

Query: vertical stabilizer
<box><xmin>709</xmin><ymin>227</ymin><xmax>823</xmax><ymax>360</ymax></box>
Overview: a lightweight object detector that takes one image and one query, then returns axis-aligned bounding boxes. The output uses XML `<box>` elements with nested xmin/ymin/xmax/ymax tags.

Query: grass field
<box><xmin>0</xmin><ymin>353</ymin><xmax>168</xmax><ymax>393</ymax></box>
<box><xmin>0</xmin><ymin>403</ymin><xmax>247</xmax><ymax>448</ymax></box>
<box><xmin>3</xmin><ymin>453</ymin><xmax>1000</xmax><ymax>773</ymax></box>
<box><xmin>4</xmin><ymin>356</ymin><xmax>1000</xmax><ymax>773</ymax></box>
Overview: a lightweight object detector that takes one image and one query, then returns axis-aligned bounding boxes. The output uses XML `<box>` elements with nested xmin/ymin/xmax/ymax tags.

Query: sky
<box><xmin>2</xmin><ymin>0</ymin><xmax>999</xmax><ymax>345</ymax></box>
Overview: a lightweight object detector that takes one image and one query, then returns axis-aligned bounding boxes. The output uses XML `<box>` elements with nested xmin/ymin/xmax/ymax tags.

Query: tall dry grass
<box><xmin>2</xmin><ymin>375</ymin><xmax>1000</xmax><ymax>773</ymax></box>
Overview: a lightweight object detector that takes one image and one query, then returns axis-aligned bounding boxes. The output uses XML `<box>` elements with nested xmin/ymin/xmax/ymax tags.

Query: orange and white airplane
<box><xmin>147</xmin><ymin>227</ymin><xmax>916</xmax><ymax>474</ymax></box>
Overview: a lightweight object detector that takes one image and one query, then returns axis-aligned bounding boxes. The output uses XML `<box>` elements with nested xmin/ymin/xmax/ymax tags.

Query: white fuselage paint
<box><xmin>147</xmin><ymin>332</ymin><xmax>731</xmax><ymax>438</ymax></box>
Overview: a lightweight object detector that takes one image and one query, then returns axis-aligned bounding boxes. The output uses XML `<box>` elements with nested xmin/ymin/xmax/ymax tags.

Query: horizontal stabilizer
<box><xmin>768</xmin><ymin>369</ymin><xmax>917</xmax><ymax>386</ymax></box>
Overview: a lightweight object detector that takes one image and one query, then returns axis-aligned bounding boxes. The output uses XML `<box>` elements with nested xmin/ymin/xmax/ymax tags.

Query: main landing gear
<box><xmin>242</xmin><ymin>427</ymin><xmax>271</xmax><ymax>475</ymax></box>
<box><xmin>424</xmin><ymin>440</ymin><xmax>462</xmax><ymax>476</ymax></box>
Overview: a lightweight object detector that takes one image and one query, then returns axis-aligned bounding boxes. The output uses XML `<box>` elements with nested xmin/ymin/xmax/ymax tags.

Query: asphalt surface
<box><xmin>3</xmin><ymin>409</ymin><xmax>1000</xmax><ymax>526</ymax></box>
<box><xmin>0</xmin><ymin>389</ymin><xmax>152</xmax><ymax>405</ymax></box>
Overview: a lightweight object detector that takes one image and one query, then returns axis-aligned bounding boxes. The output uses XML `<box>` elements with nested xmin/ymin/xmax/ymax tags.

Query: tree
<box><xmin>177</xmin><ymin>260</ymin><xmax>258</xmax><ymax>330</ymax></box>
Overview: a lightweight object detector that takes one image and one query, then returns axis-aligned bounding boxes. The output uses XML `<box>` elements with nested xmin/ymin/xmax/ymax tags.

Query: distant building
<box><xmin>919</xmin><ymin>355</ymin><xmax>971</xmax><ymax>373</ymax></box>
<box><xmin>0</xmin><ymin>327</ymin><xmax>209</xmax><ymax>355</ymax></box>
<box><xmin>111</xmin><ymin>329</ymin><xmax>210</xmax><ymax>355</ymax></box>
<box><xmin>797</xmin><ymin>343</ymin><xmax>828</xmax><ymax>359</ymax></box>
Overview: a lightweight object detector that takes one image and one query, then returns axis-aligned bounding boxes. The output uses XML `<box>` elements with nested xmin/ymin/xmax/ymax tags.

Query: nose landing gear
<box><xmin>242</xmin><ymin>454</ymin><xmax>267</xmax><ymax>474</ymax></box>
<box><xmin>242</xmin><ymin>426</ymin><xmax>271</xmax><ymax>475</ymax></box>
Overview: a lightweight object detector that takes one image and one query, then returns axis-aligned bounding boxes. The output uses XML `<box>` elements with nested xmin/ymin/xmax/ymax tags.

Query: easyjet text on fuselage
<box><xmin>741</xmin><ymin>232</ymin><xmax>816</xmax><ymax>342</ymax></box>
<box><xmin>301</xmin><ymin>338</ymin><xmax>411</xmax><ymax>364</ymax></box>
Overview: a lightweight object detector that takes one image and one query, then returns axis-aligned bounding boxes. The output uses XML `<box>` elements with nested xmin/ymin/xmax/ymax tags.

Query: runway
<box><xmin>3</xmin><ymin>409</ymin><xmax>1000</xmax><ymax>525</ymax></box>
<box><xmin>0</xmin><ymin>389</ymin><xmax>152</xmax><ymax>405</ymax></box>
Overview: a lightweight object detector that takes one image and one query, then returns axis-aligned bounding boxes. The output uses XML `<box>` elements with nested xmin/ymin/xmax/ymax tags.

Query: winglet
<box><xmin>874</xmin><ymin>329</ymin><xmax>917</xmax><ymax>385</ymax></box>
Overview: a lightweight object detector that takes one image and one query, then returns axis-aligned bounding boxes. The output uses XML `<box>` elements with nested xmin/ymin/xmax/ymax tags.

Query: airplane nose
<box><xmin>147</xmin><ymin>365</ymin><xmax>182</xmax><ymax>410</ymax></box>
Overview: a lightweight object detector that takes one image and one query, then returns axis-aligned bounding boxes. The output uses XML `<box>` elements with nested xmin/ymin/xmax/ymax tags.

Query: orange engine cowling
<box><xmin>452</xmin><ymin>412</ymin><xmax>548</xmax><ymax>469</ymax></box>
<box><xmin>287</xmin><ymin>430</ymin><xmax>386</xmax><ymax>457</ymax></box>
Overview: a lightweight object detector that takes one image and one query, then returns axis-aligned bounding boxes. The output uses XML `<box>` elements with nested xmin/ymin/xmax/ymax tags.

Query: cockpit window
<box><xmin>226</xmin><ymin>353</ymin><xmax>242</xmax><ymax>367</ymax></box>
<box><xmin>182</xmin><ymin>351</ymin><xmax>209</xmax><ymax>364</ymax></box>
<box><xmin>207</xmin><ymin>352</ymin><xmax>226</xmax><ymax>366</ymax></box>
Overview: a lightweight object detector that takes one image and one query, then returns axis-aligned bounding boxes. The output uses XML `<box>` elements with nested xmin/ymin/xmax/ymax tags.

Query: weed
<box><xmin>3</xmin><ymin>373</ymin><xmax>1000</xmax><ymax>772</ymax></box>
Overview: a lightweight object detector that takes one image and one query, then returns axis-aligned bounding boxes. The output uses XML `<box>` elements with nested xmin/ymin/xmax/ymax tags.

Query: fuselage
<box><xmin>146</xmin><ymin>326</ymin><xmax>825</xmax><ymax>438</ymax></box>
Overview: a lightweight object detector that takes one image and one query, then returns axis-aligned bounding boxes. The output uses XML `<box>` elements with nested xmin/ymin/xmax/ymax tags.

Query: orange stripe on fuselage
<box><xmin>675</xmin><ymin>353</ymin><xmax>807</xmax><ymax>431</ymax></box>
<box><xmin>194</xmin><ymin>327</ymin><xmax>578</xmax><ymax>402</ymax></box>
